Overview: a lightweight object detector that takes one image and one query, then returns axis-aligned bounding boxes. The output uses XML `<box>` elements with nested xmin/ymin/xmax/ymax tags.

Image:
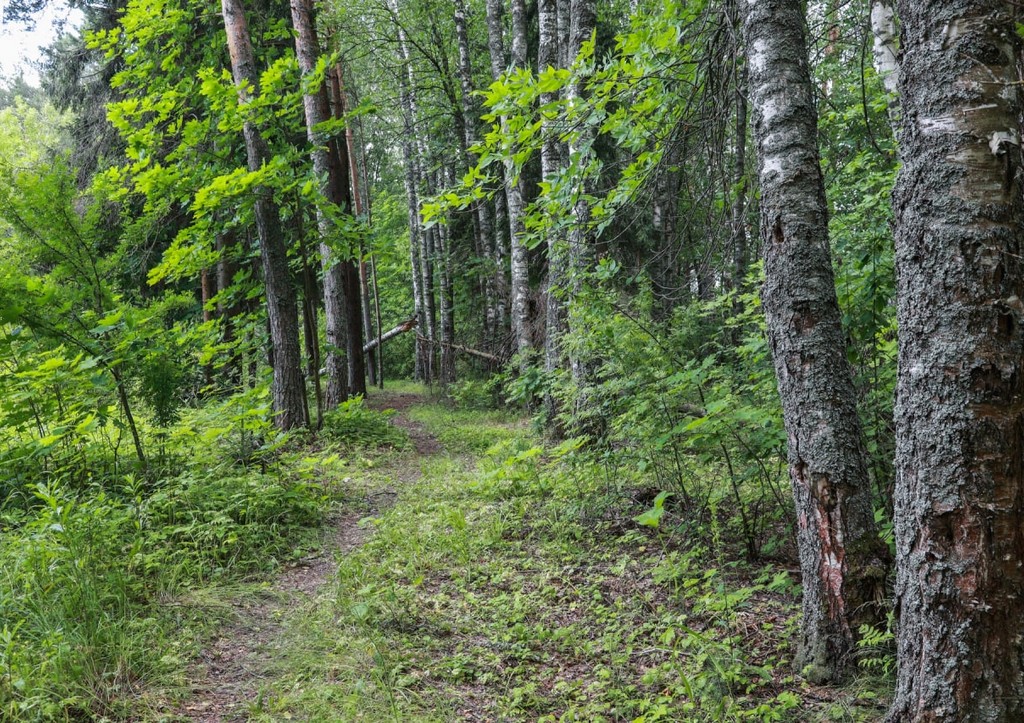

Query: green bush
<box><xmin>321</xmin><ymin>396</ymin><xmax>408</xmax><ymax>450</ymax></box>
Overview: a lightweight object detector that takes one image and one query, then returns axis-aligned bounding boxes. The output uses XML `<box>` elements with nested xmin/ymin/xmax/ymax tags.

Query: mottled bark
<box><xmin>290</xmin><ymin>0</ymin><xmax>349</xmax><ymax>408</ymax></box>
<box><xmin>507</xmin><ymin>0</ymin><xmax>531</xmax><ymax>363</ymax></box>
<box><xmin>435</xmin><ymin>186</ymin><xmax>456</xmax><ymax>385</ymax></box>
<box><xmin>745</xmin><ymin>0</ymin><xmax>888</xmax><ymax>681</ymax></box>
<box><xmin>540</xmin><ymin>0</ymin><xmax>567</xmax><ymax>406</ymax></box>
<box><xmin>555</xmin><ymin>0</ymin><xmax>571</xmax><ymax>80</ymax></box>
<box><xmin>869</xmin><ymin>0</ymin><xmax>899</xmax><ymax>98</ymax></box>
<box><xmin>485</xmin><ymin>0</ymin><xmax>510</xmax><ymax>348</ymax></box>
<box><xmin>887</xmin><ymin>3</ymin><xmax>1024</xmax><ymax>720</ymax></box>
<box><xmin>222</xmin><ymin>0</ymin><xmax>308</xmax><ymax>430</ymax></box>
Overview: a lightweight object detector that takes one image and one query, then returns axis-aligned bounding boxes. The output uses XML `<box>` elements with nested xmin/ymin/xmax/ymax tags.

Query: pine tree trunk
<box><xmin>887</xmin><ymin>3</ymin><xmax>1024</xmax><ymax>719</ymax></box>
<box><xmin>745</xmin><ymin>0</ymin><xmax>888</xmax><ymax>682</ymax></box>
<box><xmin>222</xmin><ymin>0</ymin><xmax>308</xmax><ymax>430</ymax></box>
<box><xmin>299</xmin><ymin>225</ymin><xmax>323</xmax><ymax>429</ymax></box>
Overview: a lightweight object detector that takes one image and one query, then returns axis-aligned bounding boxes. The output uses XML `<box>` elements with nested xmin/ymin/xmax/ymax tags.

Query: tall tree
<box><xmin>488</xmin><ymin>0</ymin><xmax>531</xmax><ymax>364</ymax></box>
<box><xmin>745</xmin><ymin>0</ymin><xmax>887</xmax><ymax>681</ymax></box>
<box><xmin>329</xmin><ymin>66</ymin><xmax>367</xmax><ymax>398</ymax></box>
<box><xmin>540</xmin><ymin>0</ymin><xmax>567</xmax><ymax>417</ymax></box>
<box><xmin>564</xmin><ymin>0</ymin><xmax>597</xmax><ymax>415</ymax></box>
<box><xmin>454</xmin><ymin>0</ymin><xmax>497</xmax><ymax>341</ymax></box>
<box><xmin>888</xmin><ymin>2</ymin><xmax>1024</xmax><ymax>719</ymax></box>
<box><xmin>221</xmin><ymin>0</ymin><xmax>308</xmax><ymax>430</ymax></box>
<box><xmin>290</xmin><ymin>0</ymin><xmax>350</xmax><ymax>408</ymax></box>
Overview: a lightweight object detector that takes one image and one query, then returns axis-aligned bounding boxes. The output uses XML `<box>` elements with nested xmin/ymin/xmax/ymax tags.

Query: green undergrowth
<box><xmin>247</xmin><ymin>397</ymin><xmax>887</xmax><ymax>722</ymax></box>
<box><xmin>0</xmin><ymin>391</ymin><xmax>405</xmax><ymax>721</ymax></box>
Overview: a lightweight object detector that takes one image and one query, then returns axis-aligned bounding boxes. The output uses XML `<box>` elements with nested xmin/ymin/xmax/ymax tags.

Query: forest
<box><xmin>0</xmin><ymin>0</ymin><xmax>1021</xmax><ymax>720</ymax></box>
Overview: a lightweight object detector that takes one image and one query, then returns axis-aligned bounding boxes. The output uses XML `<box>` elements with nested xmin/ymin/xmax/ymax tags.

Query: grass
<box><xmin>242</xmin><ymin>396</ymin><xmax>891</xmax><ymax>722</ymax></box>
<box><xmin>0</xmin><ymin>385</ymin><xmax>893</xmax><ymax>720</ymax></box>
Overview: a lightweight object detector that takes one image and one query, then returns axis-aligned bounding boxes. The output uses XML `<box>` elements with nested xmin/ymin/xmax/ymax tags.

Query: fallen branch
<box><xmin>417</xmin><ymin>335</ymin><xmax>503</xmax><ymax>364</ymax></box>
<box><xmin>363</xmin><ymin>317</ymin><xmax>417</xmax><ymax>353</ymax></box>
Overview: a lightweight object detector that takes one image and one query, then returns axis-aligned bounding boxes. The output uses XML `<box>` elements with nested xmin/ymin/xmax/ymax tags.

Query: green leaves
<box><xmin>634</xmin><ymin>490</ymin><xmax>672</xmax><ymax>528</ymax></box>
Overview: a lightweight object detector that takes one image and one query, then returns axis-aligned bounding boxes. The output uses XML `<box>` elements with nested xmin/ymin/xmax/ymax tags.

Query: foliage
<box><xmin>322</xmin><ymin>396</ymin><xmax>409</xmax><ymax>450</ymax></box>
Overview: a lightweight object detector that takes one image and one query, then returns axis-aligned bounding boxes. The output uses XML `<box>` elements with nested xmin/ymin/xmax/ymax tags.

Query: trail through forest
<box><xmin>178</xmin><ymin>392</ymin><xmax>438</xmax><ymax>721</ymax></box>
<box><xmin>161</xmin><ymin>389</ymin><xmax>884</xmax><ymax>722</ymax></box>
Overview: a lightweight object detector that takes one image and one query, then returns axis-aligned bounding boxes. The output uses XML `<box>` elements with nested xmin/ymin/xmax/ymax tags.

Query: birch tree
<box><xmin>888</xmin><ymin>2</ymin><xmax>1024</xmax><ymax>718</ymax></box>
<box><xmin>745</xmin><ymin>0</ymin><xmax>887</xmax><ymax>681</ymax></box>
<box><xmin>487</xmin><ymin>0</ymin><xmax>531</xmax><ymax>364</ymax></box>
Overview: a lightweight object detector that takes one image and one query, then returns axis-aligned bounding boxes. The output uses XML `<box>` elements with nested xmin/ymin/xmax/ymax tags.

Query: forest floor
<box><xmin>163</xmin><ymin>387</ymin><xmax>890</xmax><ymax>722</ymax></box>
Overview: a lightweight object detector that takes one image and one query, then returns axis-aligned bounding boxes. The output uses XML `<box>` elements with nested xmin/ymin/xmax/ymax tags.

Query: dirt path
<box><xmin>175</xmin><ymin>392</ymin><xmax>435</xmax><ymax>722</ymax></box>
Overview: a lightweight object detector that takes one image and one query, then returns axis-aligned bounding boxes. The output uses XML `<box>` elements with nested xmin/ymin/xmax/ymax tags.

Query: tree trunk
<box><xmin>290</xmin><ymin>0</ymin><xmax>350</xmax><ymax>409</ymax></box>
<box><xmin>487</xmin><ymin>0</ymin><xmax>531</xmax><ymax>365</ymax></box>
<box><xmin>454</xmin><ymin>0</ymin><xmax>497</xmax><ymax>342</ymax></box>
<box><xmin>329</xmin><ymin>66</ymin><xmax>367</xmax><ymax>398</ymax></box>
<box><xmin>436</xmin><ymin>190</ymin><xmax>456</xmax><ymax>385</ymax></box>
<box><xmin>299</xmin><ymin>225</ymin><xmax>323</xmax><ymax>429</ymax></box>
<box><xmin>887</xmin><ymin>3</ymin><xmax>1024</xmax><ymax>719</ymax></box>
<box><xmin>222</xmin><ymin>0</ymin><xmax>308</xmax><ymax>431</ymax></box>
<box><xmin>745</xmin><ymin>0</ymin><xmax>888</xmax><ymax>682</ymax></box>
<box><xmin>727</xmin><ymin>0</ymin><xmax>749</xmax><ymax>288</ymax></box>
<box><xmin>391</xmin><ymin>0</ymin><xmax>432</xmax><ymax>381</ymax></box>
<box><xmin>200</xmin><ymin>266</ymin><xmax>214</xmax><ymax>386</ymax></box>
<box><xmin>540</xmin><ymin>0</ymin><xmax>567</xmax><ymax>422</ymax></box>
<box><xmin>566</xmin><ymin>0</ymin><xmax>597</xmax><ymax>400</ymax></box>
<box><xmin>869</xmin><ymin>0</ymin><xmax>899</xmax><ymax>98</ymax></box>
<box><xmin>485</xmin><ymin>0</ymin><xmax>511</xmax><ymax>349</ymax></box>
<box><xmin>343</xmin><ymin>102</ymin><xmax>377</xmax><ymax>387</ymax></box>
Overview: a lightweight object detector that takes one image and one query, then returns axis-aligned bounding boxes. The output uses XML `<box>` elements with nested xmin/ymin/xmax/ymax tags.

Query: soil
<box><xmin>174</xmin><ymin>391</ymin><xmax>436</xmax><ymax>722</ymax></box>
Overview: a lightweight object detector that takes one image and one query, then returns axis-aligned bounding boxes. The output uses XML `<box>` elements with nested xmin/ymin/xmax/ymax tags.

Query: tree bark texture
<box><xmin>888</xmin><ymin>3</ymin><xmax>1024</xmax><ymax>720</ymax></box>
<box><xmin>344</xmin><ymin>110</ymin><xmax>378</xmax><ymax>387</ymax></box>
<box><xmin>507</xmin><ymin>0</ymin><xmax>532</xmax><ymax>363</ymax></box>
<box><xmin>869</xmin><ymin>0</ymin><xmax>899</xmax><ymax>98</ymax></box>
<box><xmin>290</xmin><ymin>0</ymin><xmax>350</xmax><ymax>408</ymax></box>
<box><xmin>330</xmin><ymin>67</ymin><xmax>367</xmax><ymax>398</ymax></box>
<box><xmin>485</xmin><ymin>0</ymin><xmax>510</xmax><ymax>349</ymax></box>
<box><xmin>436</xmin><ymin>201</ymin><xmax>456</xmax><ymax>385</ymax></box>
<box><xmin>745</xmin><ymin>0</ymin><xmax>887</xmax><ymax>682</ymax></box>
<box><xmin>391</xmin><ymin>0</ymin><xmax>428</xmax><ymax>381</ymax></box>
<box><xmin>540</xmin><ymin>0</ymin><xmax>568</xmax><ymax>424</ymax></box>
<box><xmin>222</xmin><ymin>0</ymin><xmax>308</xmax><ymax>430</ymax></box>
